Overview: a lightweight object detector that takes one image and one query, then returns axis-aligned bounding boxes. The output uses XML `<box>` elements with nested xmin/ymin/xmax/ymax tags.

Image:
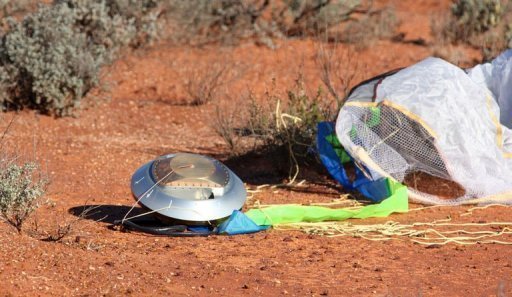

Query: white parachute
<box><xmin>335</xmin><ymin>50</ymin><xmax>512</xmax><ymax>204</ymax></box>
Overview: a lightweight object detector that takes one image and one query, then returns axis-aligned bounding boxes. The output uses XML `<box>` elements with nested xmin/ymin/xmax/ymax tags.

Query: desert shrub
<box><xmin>0</xmin><ymin>0</ymin><xmax>160</xmax><ymax>116</ymax></box>
<box><xmin>0</xmin><ymin>65</ymin><xmax>18</xmax><ymax>105</ymax></box>
<box><xmin>183</xmin><ymin>62</ymin><xmax>228</xmax><ymax>105</ymax></box>
<box><xmin>1</xmin><ymin>5</ymin><xmax>105</xmax><ymax>115</ymax></box>
<box><xmin>336</xmin><ymin>6</ymin><xmax>397</xmax><ymax>48</ymax></box>
<box><xmin>433</xmin><ymin>0</ymin><xmax>512</xmax><ymax>61</ymax></box>
<box><xmin>213</xmin><ymin>75</ymin><xmax>334</xmax><ymax>180</ymax></box>
<box><xmin>0</xmin><ymin>161</ymin><xmax>48</xmax><ymax>233</ymax></box>
<box><xmin>275</xmin><ymin>0</ymin><xmax>362</xmax><ymax>37</ymax></box>
<box><xmin>180</xmin><ymin>54</ymin><xmax>246</xmax><ymax>106</ymax></box>
<box><xmin>448</xmin><ymin>0</ymin><xmax>503</xmax><ymax>41</ymax></box>
<box><xmin>56</xmin><ymin>0</ymin><xmax>160</xmax><ymax>48</ymax></box>
<box><xmin>316</xmin><ymin>45</ymin><xmax>361</xmax><ymax>106</ymax></box>
<box><xmin>165</xmin><ymin>0</ymin><xmax>394</xmax><ymax>47</ymax></box>
<box><xmin>165</xmin><ymin>0</ymin><xmax>270</xmax><ymax>45</ymax></box>
<box><xmin>213</xmin><ymin>102</ymin><xmax>240</xmax><ymax>151</ymax></box>
<box><xmin>33</xmin><ymin>204</ymin><xmax>99</xmax><ymax>242</ymax></box>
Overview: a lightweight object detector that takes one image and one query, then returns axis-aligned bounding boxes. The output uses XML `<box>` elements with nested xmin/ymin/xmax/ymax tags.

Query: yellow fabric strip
<box><xmin>486</xmin><ymin>94</ymin><xmax>503</xmax><ymax>149</ymax></box>
<box><xmin>484</xmin><ymin>94</ymin><xmax>512</xmax><ymax>158</ymax></box>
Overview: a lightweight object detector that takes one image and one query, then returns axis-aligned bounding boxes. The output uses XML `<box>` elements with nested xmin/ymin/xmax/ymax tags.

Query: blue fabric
<box><xmin>317</xmin><ymin>122</ymin><xmax>389</xmax><ymax>202</ymax></box>
<box><xmin>355</xmin><ymin>177</ymin><xmax>390</xmax><ymax>202</ymax></box>
<box><xmin>317</xmin><ymin>121</ymin><xmax>355</xmax><ymax>190</ymax></box>
<box><xmin>217</xmin><ymin>210</ymin><xmax>270</xmax><ymax>235</ymax></box>
<box><xmin>187</xmin><ymin>225</ymin><xmax>214</xmax><ymax>234</ymax></box>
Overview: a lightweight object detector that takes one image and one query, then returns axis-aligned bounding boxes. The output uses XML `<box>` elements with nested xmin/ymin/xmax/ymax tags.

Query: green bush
<box><xmin>432</xmin><ymin>0</ymin><xmax>512</xmax><ymax>62</ymax></box>
<box><xmin>437</xmin><ymin>0</ymin><xmax>504</xmax><ymax>45</ymax></box>
<box><xmin>0</xmin><ymin>161</ymin><xmax>48</xmax><ymax>233</ymax></box>
<box><xmin>0</xmin><ymin>0</ymin><xmax>159</xmax><ymax>116</ymax></box>
<box><xmin>450</xmin><ymin>0</ymin><xmax>502</xmax><ymax>40</ymax></box>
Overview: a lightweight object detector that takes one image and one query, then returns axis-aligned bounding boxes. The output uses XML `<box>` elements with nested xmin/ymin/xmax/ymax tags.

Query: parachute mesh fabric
<box><xmin>336</xmin><ymin>52</ymin><xmax>512</xmax><ymax>205</ymax></box>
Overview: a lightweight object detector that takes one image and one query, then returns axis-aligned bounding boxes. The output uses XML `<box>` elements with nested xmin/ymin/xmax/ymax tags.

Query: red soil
<box><xmin>0</xmin><ymin>1</ymin><xmax>511</xmax><ymax>296</ymax></box>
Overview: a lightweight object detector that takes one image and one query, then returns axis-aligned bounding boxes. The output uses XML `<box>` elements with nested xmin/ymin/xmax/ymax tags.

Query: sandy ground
<box><xmin>0</xmin><ymin>0</ymin><xmax>511</xmax><ymax>296</ymax></box>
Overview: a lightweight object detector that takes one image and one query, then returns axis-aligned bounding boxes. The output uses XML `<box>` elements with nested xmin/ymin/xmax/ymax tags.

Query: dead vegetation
<box><xmin>34</xmin><ymin>205</ymin><xmax>100</xmax><ymax>242</ymax></box>
<box><xmin>213</xmin><ymin>100</ymin><xmax>241</xmax><ymax>151</ymax></box>
<box><xmin>183</xmin><ymin>63</ymin><xmax>228</xmax><ymax>106</ymax></box>
<box><xmin>178</xmin><ymin>52</ymin><xmax>247</xmax><ymax>106</ymax></box>
<box><xmin>316</xmin><ymin>44</ymin><xmax>362</xmax><ymax>106</ymax></box>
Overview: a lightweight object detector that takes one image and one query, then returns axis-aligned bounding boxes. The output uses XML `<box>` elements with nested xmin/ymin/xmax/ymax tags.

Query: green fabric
<box><xmin>349</xmin><ymin>126</ymin><xmax>357</xmax><ymax>140</ymax></box>
<box><xmin>367</xmin><ymin>106</ymin><xmax>381</xmax><ymax>128</ymax></box>
<box><xmin>348</xmin><ymin>107</ymin><xmax>380</xmax><ymax>141</ymax></box>
<box><xmin>245</xmin><ymin>179</ymin><xmax>408</xmax><ymax>226</ymax></box>
<box><xmin>325</xmin><ymin>133</ymin><xmax>351</xmax><ymax>164</ymax></box>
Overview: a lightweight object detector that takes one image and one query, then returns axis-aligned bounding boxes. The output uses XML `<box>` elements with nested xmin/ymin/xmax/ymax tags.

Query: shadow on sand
<box><xmin>68</xmin><ymin>204</ymin><xmax>147</xmax><ymax>225</ymax></box>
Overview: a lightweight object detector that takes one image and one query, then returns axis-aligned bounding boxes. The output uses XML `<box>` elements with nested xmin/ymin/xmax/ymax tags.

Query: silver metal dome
<box><xmin>130</xmin><ymin>153</ymin><xmax>246</xmax><ymax>222</ymax></box>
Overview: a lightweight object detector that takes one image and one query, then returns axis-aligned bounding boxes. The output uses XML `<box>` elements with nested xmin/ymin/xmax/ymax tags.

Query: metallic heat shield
<box><xmin>130</xmin><ymin>153</ymin><xmax>246</xmax><ymax>222</ymax></box>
